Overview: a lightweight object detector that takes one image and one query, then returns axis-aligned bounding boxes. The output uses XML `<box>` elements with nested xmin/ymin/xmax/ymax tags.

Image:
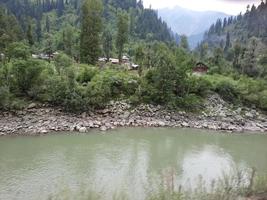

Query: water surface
<box><xmin>0</xmin><ymin>128</ymin><xmax>267</xmax><ymax>200</ymax></box>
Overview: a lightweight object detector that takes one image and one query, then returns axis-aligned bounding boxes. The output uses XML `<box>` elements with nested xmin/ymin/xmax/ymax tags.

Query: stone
<box><xmin>245</xmin><ymin>112</ymin><xmax>254</xmax><ymax>118</ymax></box>
<box><xmin>158</xmin><ymin>121</ymin><xmax>166</xmax><ymax>126</ymax></box>
<box><xmin>27</xmin><ymin>103</ymin><xmax>37</xmax><ymax>109</ymax></box>
<box><xmin>165</xmin><ymin>116</ymin><xmax>171</xmax><ymax>121</ymax></box>
<box><xmin>78</xmin><ymin>127</ymin><xmax>87</xmax><ymax>133</ymax></box>
<box><xmin>100</xmin><ymin>126</ymin><xmax>107</xmax><ymax>131</ymax></box>
<box><xmin>181</xmin><ymin>122</ymin><xmax>189</xmax><ymax>127</ymax></box>
<box><xmin>0</xmin><ymin>132</ymin><xmax>6</xmax><ymax>136</ymax></box>
<box><xmin>122</xmin><ymin>111</ymin><xmax>131</xmax><ymax>119</ymax></box>
<box><xmin>40</xmin><ymin>129</ymin><xmax>48</xmax><ymax>134</ymax></box>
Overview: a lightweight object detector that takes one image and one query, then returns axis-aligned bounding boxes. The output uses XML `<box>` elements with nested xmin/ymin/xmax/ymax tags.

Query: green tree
<box><xmin>26</xmin><ymin>23</ymin><xmax>34</xmax><ymax>46</ymax></box>
<box><xmin>180</xmin><ymin>35</ymin><xmax>189</xmax><ymax>51</ymax></box>
<box><xmin>80</xmin><ymin>0</ymin><xmax>103</xmax><ymax>64</ymax></box>
<box><xmin>116</xmin><ymin>11</ymin><xmax>129</xmax><ymax>62</ymax></box>
<box><xmin>102</xmin><ymin>28</ymin><xmax>113</xmax><ymax>61</ymax></box>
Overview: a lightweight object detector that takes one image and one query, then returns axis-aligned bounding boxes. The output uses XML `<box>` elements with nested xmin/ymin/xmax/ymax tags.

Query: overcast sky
<box><xmin>143</xmin><ymin>0</ymin><xmax>261</xmax><ymax>15</ymax></box>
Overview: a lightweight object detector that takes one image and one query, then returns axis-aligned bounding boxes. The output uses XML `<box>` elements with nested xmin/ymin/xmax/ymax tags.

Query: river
<box><xmin>0</xmin><ymin>128</ymin><xmax>267</xmax><ymax>200</ymax></box>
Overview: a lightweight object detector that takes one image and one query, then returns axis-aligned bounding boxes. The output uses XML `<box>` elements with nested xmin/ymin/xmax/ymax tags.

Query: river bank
<box><xmin>0</xmin><ymin>94</ymin><xmax>267</xmax><ymax>136</ymax></box>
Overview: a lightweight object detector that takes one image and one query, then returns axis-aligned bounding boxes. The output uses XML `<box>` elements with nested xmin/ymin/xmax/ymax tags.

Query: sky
<box><xmin>143</xmin><ymin>0</ymin><xmax>261</xmax><ymax>15</ymax></box>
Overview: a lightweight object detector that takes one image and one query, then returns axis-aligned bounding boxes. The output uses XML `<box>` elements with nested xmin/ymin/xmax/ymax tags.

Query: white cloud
<box><xmin>143</xmin><ymin>0</ymin><xmax>260</xmax><ymax>15</ymax></box>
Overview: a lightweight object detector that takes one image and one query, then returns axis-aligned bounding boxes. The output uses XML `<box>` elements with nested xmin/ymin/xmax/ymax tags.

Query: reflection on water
<box><xmin>0</xmin><ymin>128</ymin><xmax>267</xmax><ymax>200</ymax></box>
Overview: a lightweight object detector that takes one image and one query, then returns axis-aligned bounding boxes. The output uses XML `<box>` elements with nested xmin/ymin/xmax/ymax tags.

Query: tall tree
<box><xmin>26</xmin><ymin>23</ymin><xmax>34</xmax><ymax>46</ymax></box>
<box><xmin>116</xmin><ymin>11</ymin><xmax>129</xmax><ymax>62</ymax></box>
<box><xmin>45</xmin><ymin>16</ymin><xmax>50</xmax><ymax>33</ymax></box>
<box><xmin>102</xmin><ymin>28</ymin><xmax>112</xmax><ymax>62</ymax></box>
<box><xmin>224</xmin><ymin>32</ymin><xmax>231</xmax><ymax>53</ymax></box>
<box><xmin>180</xmin><ymin>35</ymin><xmax>189</xmax><ymax>51</ymax></box>
<box><xmin>80</xmin><ymin>0</ymin><xmax>103</xmax><ymax>64</ymax></box>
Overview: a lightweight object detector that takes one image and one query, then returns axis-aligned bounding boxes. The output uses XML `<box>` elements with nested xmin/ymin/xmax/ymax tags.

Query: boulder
<box><xmin>100</xmin><ymin>126</ymin><xmax>107</xmax><ymax>131</ymax></box>
<box><xmin>27</xmin><ymin>103</ymin><xmax>37</xmax><ymax>109</ymax></box>
<box><xmin>78</xmin><ymin>127</ymin><xmax>87</xmax><ymax>133</ymax></box>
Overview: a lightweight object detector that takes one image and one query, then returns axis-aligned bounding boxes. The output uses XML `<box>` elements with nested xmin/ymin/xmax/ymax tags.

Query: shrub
<box><xmin>76</xmin><ymin>64</ymin><xmax>98</xmax><ymax>84</ymax></box>
<box><xmin>9</xmin><ymin>59</ymin><xmax>44</xmax><ymax>96</ymax></box>
<box><xmin>215</xmin><ymin>81</ymin><xmax>239</xmax><ymax>103</ymax></box>
<box><xmin>87</xmin><ymin>69</ymin><xmax>139</xmax><ymax>108</ymax></box>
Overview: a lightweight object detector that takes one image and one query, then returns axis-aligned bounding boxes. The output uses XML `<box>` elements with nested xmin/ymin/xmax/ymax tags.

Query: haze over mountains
<box><xmin>158</xmin><ymin>6</ymin><xmax>230</xmax><ymax>48</ymax></box>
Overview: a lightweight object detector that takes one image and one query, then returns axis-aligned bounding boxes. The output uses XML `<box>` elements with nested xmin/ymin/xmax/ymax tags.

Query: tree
<box><xmin>102</xmin><ymin>28</ymin><xmax>112</xmax><ymax>62</ymax></box>
<box><xmin>180</xmin><ymin>35</ymin><xmax>189</xmax><ymax>51</ymax></box>
<box><xmin>36</xmin><ymin>19</ymin><xmax>42</xmax><ymax>42</ymax></box>
<box><xmin>26</xmin><ymin>23</ymin><xmax>34</xmax><ymax>46</ymax></box>
<box><xmin>45</xmin><ymin>16</ymin><xmax>50</xmax><ymax>33</ymax></box>
<box><xmin>224</xmin><ymin>32</ymin><xmax>231</xmax><ymax>53</ymax></box>
<box><xmin>116</xmin><ymin>11</ymin><xmax>129</xmax><ymax>63</ymax></box>
<box><xmin>80</xmin><ymin>0</ymin><xmax>103</xmax><ymax>64</ymax></box>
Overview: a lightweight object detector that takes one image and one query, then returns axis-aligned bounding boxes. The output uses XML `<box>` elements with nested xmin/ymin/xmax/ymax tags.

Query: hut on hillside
<box><xmin>193</xmin><ymin>62</ymin><xmax>209</xmax><ymax>75</ymax></box>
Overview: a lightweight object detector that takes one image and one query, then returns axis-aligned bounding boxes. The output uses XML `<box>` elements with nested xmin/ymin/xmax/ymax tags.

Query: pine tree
<box><xmin>26</xmin><ymin>23</ymin><xmax>34</xmax><ymax>46</ymax></box>
<box><xmin>80</xmin><ymin>0</ymin><xmax>103</xmax><ymax>64</ymax></box>
<box><xmin>102</xmin><ymin>28</ymin><xmax>112</xmax><ymax>62</ymax></box>
<box><xmin>45</xmin><ymin>16</ymin><xmax>50</xmax><ymax>33</ymax></box>
<box><xmin>180</xmin><ymin>35</ymin><xmax>189</xmax><ymax>51</ymax></box>
<box><xmin>224</xmin><ymin>32</ymin><xmax>231</xmax><ymax>53</ymax></box>
<box><xmin>116</xmin><ymin>11</ymin><xmax>129</xmax><ymax>62</ymax></box>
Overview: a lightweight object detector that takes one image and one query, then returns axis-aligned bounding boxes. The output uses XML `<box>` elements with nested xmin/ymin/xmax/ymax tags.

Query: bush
<box><xmin>215</xmin><ymin>81</ymin><xmax>240</xmax><ymax>103</ymax></box>
<box><xmin>76</xmin><ymin>64</ymin><xmax>98</xmax><ymax>84</ymax></box>
<box><xmin>87</xmin><ymin>69</ymin><xmax>139</xmax><ymax>108</ymax></box>
<box><xmin>9</xmin><ymin>59</ymin><xmax>44</xmax><ymax>96</ymax></box>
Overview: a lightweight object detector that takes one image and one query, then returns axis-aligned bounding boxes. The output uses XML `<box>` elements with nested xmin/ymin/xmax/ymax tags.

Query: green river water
<box><xmin>0</xmin><ymin>128</ymin><xmax>267</xmax><ymax>200</ymax></box>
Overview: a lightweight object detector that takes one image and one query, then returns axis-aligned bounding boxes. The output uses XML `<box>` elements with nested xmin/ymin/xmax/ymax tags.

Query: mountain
<box><xmin>199</xmin><ymin>1</ymin><xmax>267</xmax><ymax>78</ymax></box>
<box><xmin>158</xmin><ymin>6</ymin><xmax>230</xmax><ymax>48</ymax></box>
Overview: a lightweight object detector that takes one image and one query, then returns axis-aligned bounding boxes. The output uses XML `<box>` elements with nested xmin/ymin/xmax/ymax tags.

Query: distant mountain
<box><xmin>158</xmin><ymin>6</ymin><xmax>230</xmax><ymax>48</ymax></box>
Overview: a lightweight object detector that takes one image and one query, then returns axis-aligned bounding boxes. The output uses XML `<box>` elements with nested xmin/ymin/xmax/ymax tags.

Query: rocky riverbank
<box><xmin>0</xmin><ymin>94</ymin><xmax>267</xmax><ymax>136</ymax></box>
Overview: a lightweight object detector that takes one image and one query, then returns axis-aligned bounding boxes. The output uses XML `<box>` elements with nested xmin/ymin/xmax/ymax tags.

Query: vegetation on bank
<box><xmin>0</xmin><ymin>0</ymin><xmax>267</xmax><ymax>113</ymax></box>
<box><xmin>47</xmin><ymin>168</ymin><xmax>267</xmax><ymax>200</ymax></box>
<box><xmin>1</xmin><ymin>40</ymin><xmax>267</xmax><ymax>112</ymax></box>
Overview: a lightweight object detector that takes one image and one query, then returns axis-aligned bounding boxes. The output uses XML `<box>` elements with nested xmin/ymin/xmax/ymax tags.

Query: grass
<box><xmin>47</xmin><ymin>168</ymin><xmax>267</xmax><ymax>200</ymax></box>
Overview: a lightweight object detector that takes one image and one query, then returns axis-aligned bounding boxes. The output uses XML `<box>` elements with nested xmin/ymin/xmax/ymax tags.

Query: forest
<box><xmin>0</xmin><ymin>0</ymin><xmax>267</xmax><ymax>112</ymax></box>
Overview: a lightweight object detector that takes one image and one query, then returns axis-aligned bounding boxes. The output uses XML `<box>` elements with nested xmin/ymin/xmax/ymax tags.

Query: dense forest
<box><xmin>0</xmin><ymin>0</ymin><xmax>267</xmax><ymax>112</ymax></box>
<box><xmin>198</xmin><ymin>1</ymin><xmax>267</xmax><ymax>77</ymax></box>
<box><xmin>0</xmin><ymin>0</ymin><xmax>174</xmax><ymax>59</ymax></box>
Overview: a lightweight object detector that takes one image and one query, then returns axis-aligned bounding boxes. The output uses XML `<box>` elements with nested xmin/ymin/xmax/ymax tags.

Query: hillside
<box><xmin>158</xmin><ymin>6</ymin><xmax>229</xmax><ymax>48</ymax></box>
<box><xmin>0</xmin><ymin>0</ymin><xmax>174</xmax><ymax>57</ymax></box>
<box><xmin>198</xmin><ymin>1</ymin><xmax>267</xmax><ymax>78</ymax></box>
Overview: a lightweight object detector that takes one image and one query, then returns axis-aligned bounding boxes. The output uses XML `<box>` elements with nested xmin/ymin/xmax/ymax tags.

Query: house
<box><xmin>122</xmin><ymin>55</ymin><xmax>129</xmax><ymax>63</ymax></box>
<box><xmin>0</xmin><ymin>53</ymin><xmax>5</xmax><ymax>60</ymax></box>
<box><xmin>193</xmin><ymin>62</ymin><xmax>209</xmax><ymax>75</ymax></box>
<box><xmin>109</xmin><ymin>58</ymin><xmax>119</xmax><ymax>64</ymax></box>
<box><xmin>130</xmin><ymin>63</ymin><xmax>139</xmax><ymax>70</ymax></box>
<box><xmin>98</xmin><ymin>57</ymin><xmax>107</xmax><ymax>62</ymax></box>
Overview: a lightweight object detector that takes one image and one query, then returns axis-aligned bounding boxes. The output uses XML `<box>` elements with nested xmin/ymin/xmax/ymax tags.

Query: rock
<box><xmin>158</xmin><ymin>121</ymin><xmax>166</xmax><ymax>127</ymax></box>
<box><xmin>78</xmin><ymin>127</ymin><xmax>87</xmax><ymax>133</ymax></box>
<box><xmin>165</xmin><ymin>116</ymin><xmax>171</xmax><ymax>121</ymax></box>
<box><xmin>181</xmin><ymin>122</ymin><xmax>189</xmax><ymax>127</ymax></box>
<box><xmin>100</xmin><ymin>126</ymin><xmax>107</xmax><ymax>131</ymax></box>
<box><xmin>81</xmin><ymin>112</ymin><xmax>87</xmax><ymax>118</ymax></box>
<box><xmin>122</xmin><ymin>111</ymin><xmax>131</xmax><ymax>119</ymax></box>
<box><xmin>40</xmin><ymin>129</ymin><xmax>48</xmax><ymax>134</ymax></box>
<box><xmin>0</xmin><ymin>132</ymin><xmax>6</xmax><ymax>136</ymax></box>
<box><xmin>27</xmin><ymin>103</ymin><xmax>37</xmax><ymax>109</ymax></box>
<box><xmin>245</xmin><ymin>112</ymin><xmax>254</xmax><ymax>118</ymax></box>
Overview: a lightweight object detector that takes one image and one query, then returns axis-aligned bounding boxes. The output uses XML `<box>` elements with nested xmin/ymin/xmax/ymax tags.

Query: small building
<box><xmin>98</xmin><ymin>57</ymin><xmax>107</xmax><ymax>62</ymax></box>
<box><xmin>122</xmin><ymin>55</ymin><xmax>129</xmax><ymax>63</ymax></box>
<box><xmin>193</xmin><ymin>62</ymin><xmax>209</xmax><ymax>75</ymax></box>
<box><xmin>0</xmin><ymin>53</ymin><xmax>5</xmax><ymax>61</ymax></box>
<box><xmin>109</xmin><ymin>58</ymin><xmax>119</xmax><ymax>64</ymax></box>
<box><xmin>130</xmin><ymin>63</ymin><xmax>139</xmax><ymax>70</ymax></box>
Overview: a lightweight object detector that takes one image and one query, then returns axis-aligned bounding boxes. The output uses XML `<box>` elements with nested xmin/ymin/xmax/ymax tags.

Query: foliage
<box><xmin>80</xmin><ymin>0</ymin><xmax>103</xmax><ymax>65</ymax></box>
<box><xmin>116</xmin><ymin>11</ymin><xmax>129</xmax><ymax>62</ymax></box>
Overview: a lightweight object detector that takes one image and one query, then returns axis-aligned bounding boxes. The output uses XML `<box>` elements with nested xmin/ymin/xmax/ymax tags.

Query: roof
<box><xmin>195</xmin><ymin>62</ymin><xmax>208</xmax><ymax>67</ymax></box>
